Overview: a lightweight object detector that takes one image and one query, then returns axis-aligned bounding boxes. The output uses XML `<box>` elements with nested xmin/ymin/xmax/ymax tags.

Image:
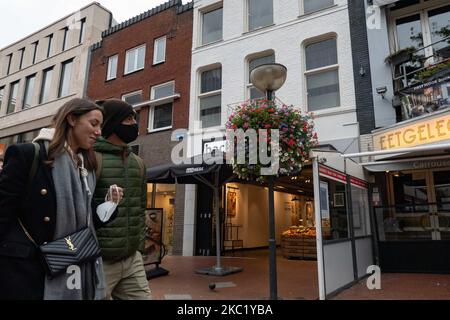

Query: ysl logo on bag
<box><xmin>64</xmin><ymin>237</ymin><xmax>77</xmax><ymax>251</ymax></box>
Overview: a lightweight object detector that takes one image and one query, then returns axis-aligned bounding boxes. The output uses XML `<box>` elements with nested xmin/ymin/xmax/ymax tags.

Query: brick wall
<box><xmin>87</xmin><ymin>5</ymin><xmax>192</xmax><ymax>133</ymax></box>
<box><xmin>86</xmin><ymin>2</ymin><xmax>193</xmax><ymax>255</ymax></box>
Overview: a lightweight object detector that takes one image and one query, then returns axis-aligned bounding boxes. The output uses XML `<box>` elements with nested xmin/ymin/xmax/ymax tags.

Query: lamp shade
<box><xmin>250</xmin><ymin>63</ymin><xmax>287</xmax><ymax>92</ymax></box>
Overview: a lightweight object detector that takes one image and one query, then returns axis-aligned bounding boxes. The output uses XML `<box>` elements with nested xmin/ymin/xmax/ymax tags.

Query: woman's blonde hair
<box><xmin>46</xmin><ymin>98</ymin><xmax>103</xmax><ymax>171</ymax></box>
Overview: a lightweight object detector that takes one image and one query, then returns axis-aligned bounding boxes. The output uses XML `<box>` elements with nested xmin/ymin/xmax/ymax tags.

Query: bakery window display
<box><xmin>281</xmin><ymin>226</ymin><xmax>317</xmax><ymax>260</ymax></box>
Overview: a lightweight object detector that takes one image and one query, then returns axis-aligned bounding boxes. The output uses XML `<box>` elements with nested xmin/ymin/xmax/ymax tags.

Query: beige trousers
<box><xmin>103</xmin><ymin>251</ymin><xmax>151</xmax><ymax>300</ymax></box>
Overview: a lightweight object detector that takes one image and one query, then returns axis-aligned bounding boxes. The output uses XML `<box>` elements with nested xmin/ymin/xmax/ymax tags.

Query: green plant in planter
<box><xmin>385</xmin><ymin>46</ymin><xmax>416</xmax><ymax>65</ymax></box>
<box><xmin>417</xmin><ymin>60</ymin><xmax>450</xmax><ymax>80</ymax></box>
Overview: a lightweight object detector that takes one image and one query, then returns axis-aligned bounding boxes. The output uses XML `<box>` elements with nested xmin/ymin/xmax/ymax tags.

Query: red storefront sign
<box><xmin>350</xmin><ymin>177</ymin><xmax>368</xmax><ymax>189</ymax></box>
<box><xmin>319</xmin><ymin>165</ymin><xmax>368</xmax><ymax>189</ymax></box>
<box><xmin>319</xmin><ymin>165</ymin><xmax>346</xmax><ymax>183</ymax></box>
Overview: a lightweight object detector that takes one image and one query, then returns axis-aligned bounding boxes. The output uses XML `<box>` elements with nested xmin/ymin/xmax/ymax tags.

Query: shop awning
<box><xmin>361</xmin><ymin>154</ymin><xmax>450</xmax><ymax>172</ymax></box>
<box><xmin>147</xmin><ymin>153</ymin><xmax>235</xmax><ymax>186</ymax></box>
<box><xmin>343</xmin><ymin>143</ymin><xmax>450</xmax><ymax>172</ymax></box>
<box><xmin>343</xmin><ymin>143</ymin><xmax>450</xmax><ymax>159</ymax></box>
<box><xmin>147</xmin><ymin>153</ymin><xmax>240</xmax><ymax>276</ymax></box>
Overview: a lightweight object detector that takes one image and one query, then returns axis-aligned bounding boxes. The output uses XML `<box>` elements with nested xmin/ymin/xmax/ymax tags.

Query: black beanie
<box><xmin>98</xmin><ymin>99</ymin><xmax>134</xmax><ymax>138</ymax></box>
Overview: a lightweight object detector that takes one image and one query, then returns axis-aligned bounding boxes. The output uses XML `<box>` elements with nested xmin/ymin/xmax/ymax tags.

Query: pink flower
<box><xmin>288</xmin><ymin>139</ymin><xmax>295</xmax><ymax>147</ymax></box>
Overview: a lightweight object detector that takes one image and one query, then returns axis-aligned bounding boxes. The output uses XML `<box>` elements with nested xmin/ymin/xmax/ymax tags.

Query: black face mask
<box><xmin>115</xmin><ymin>123</ymin><xmax>138</xmax><ymax>144</ymax></box>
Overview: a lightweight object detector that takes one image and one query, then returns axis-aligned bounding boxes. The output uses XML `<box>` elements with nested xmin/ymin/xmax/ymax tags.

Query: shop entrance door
<box><xmin>378</xmin><ymin>168</ymin><xmax>450</xmax><ymax>272</ymax></box>
<box><xmin>389</xmin><ymin>169</ymin><xmax>450</xmax><ymax>241</ymax></box>
<box><xmin>430</xmin><ymin>170</ymin><xmax>450</xmax><ymax>240</ymax></box>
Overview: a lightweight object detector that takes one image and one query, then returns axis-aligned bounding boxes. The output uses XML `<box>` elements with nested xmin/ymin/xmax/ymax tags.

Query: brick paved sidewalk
<box><xmin>146</xmin><ymin>252</ymin><xmax>450</xmax><ymax>300</ymax></box>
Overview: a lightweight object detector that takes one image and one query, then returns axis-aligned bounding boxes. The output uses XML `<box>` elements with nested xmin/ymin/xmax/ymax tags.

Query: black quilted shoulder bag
<box><xmin>18</xmin><ymin>143</ymin><xmax>101</xmax><ymax>278</ymax></box>
<box><xmin>19</xmin><ymin>221</ymin><xmax>101</xmax><ymax>278</ymax></box>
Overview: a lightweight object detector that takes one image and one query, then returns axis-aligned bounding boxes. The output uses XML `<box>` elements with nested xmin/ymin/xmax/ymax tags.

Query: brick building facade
<box><xmin>86</xmin><ymin>0</ymin><xmax>193</xmax><ymax>255</ymax></box>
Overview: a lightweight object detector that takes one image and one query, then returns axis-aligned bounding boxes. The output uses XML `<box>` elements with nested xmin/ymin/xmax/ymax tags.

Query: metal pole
<box><xmin>265</xmin><ymin>88</ymin><xmax>277</xmax><ymax>299</ymax></box>
<box><xmin>214</xmin><ymin>172</ymin><xmax>222</xmax><ymax>271</ymax></box>
<box><xmin>267</xmin><ymin>175</ymin><xmax>277</xmax><ymax>300</ymax></box>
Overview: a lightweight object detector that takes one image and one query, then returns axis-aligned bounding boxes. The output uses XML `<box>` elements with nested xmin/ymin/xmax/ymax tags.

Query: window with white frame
<box><xmin>122</xmin><ymin>90</ymin><xmax>143</xmax><ymax>106</ymax></box>
<box><xmin>248</xmin><ymin>0</ymin><xmax>273</xmax><ymax>31</ymax></box>
<box><xmin>303</xmin><ymin>0</ymin><xmax>334</xmax><ymax>14</ymax></box>
<box><xmin>149</xmin><ymin>81</ymin><xmax>175</xmax><ymax>131</ymax></box>
<box><xmin>248</xmin><ymin>52</ymin><xmax>275</xmax><ymax>100</ymax></box>
<box><xmin>392</xmin><ymin>4</ymin><xmax>450</xmax><ymax>65</ymax></box>
<box><xmin>32</xmin><ymin>41</ymin><xmax>38</xmax><ymax>64</ymax></box>
<box><xmin>124</xmin><ymin>45</ymin><xmax>146</xmax><ymax>75</ymax></box>
<box><xmin>201</xmin><ymin>6</ymin><xmax>223</xmax><ymax>45</ymax></box>
<box><xmin>153</xmin><ymin>36</ymin><xmax>166</xmax><ymax>65</ymax></box>
<box><xmin>6</xmin><ymin>54</ymin><xmax>12</xmax><ymax>75</ymax></box>
<box><xmin>19</xmin><ymin>48</ymin><xmax>25</xmax><ymax>70</ymax></box>
<box><xmin>305</xmin><ymin>38</ymin><xmax>340</xmax><ymax>111</ymax></box>
<box><xmin>40</xmin><ymin>67</ymin><xmax>53</xmax><ymax>104</ymax></box>
<box><xmin>107</xmin><ymin>55</ymin><xmax>118</xmax><ymax>81</ymax></box>
<box><xmin>23</xmin><ymin>74</ymin><xmax>36</xmax><ymax>109</ymax></box>
<box><xmin>58</xmin><ymin>59</ymin><xmax>73</xmax><ymax>98</ymax></box>
<box><xmin>46</xmin><ymin>34</ymin><xmax>53</xmax><ymax>58</ymax></box>
<box><xmin>199</xmin><ymin>67</ymin><xmax>222</xmax><ymax>128</ymax></box>
<box><xmin>7</xmin><ymin>81</ymin><xmax>20</xmax><ymax>114</ymax></box>
<box><xmin>79</xmin><ymin>18</ymin><xmax>86</xmax><ymax>44</ymax></box>
<box><xmin>62</xmin><ymin>27</ymin><xmax>69</xmax><ymax>51</ymax></box>
<box><xmin>0</xmin><ymin>86</ymin><xmax>4</xmax><ymax>110</ymax></box>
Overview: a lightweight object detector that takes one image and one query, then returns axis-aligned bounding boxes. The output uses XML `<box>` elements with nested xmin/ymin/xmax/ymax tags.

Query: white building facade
<box><xmin>0</xmin><ymin>3</ymin><xmax>112</xmax><ymax>146</ymax></box>
<box><xmin>182</xmin><ymin>0</ymin><xmax>361</xmax><ymax>256</ymax></box>
<box><xmin>189</xmin><ymin>0</ymin><xmax>359</xmax><ymax>152</ymax></box>
<box><xmin>361</xmin><ymin>0</ymin><xmax>450</xmax><ymax>274</ymax></box>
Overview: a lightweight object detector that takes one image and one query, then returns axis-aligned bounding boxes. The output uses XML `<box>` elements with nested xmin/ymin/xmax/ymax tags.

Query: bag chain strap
<box><xmin>18</xmin><ymin>218</ymin><xmax>38</xmax><ymax>247</ymax></box>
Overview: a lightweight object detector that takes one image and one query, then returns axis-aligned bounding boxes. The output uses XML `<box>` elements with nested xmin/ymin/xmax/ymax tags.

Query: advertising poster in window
<box><xmin>400</xmin><ymin>75</ymin><xmax>450</xmax><ymax>120</ymax></box>
<box><xmin>144</xmin><ymin>208</ymin><xmax>163</xmax><ymax>265</ymax></box>
<box><xmin>320</xmin><ymin>181</ymin><xmax>330</xmax><ymax>219</ymax></box>
<box><xmin>226</xmin><ymin>190</ymin><xmax>237</xmax><ymax>217</ymax></box>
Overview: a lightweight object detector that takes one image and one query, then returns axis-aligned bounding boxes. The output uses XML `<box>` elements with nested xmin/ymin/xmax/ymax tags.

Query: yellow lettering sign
<box><xmin>373</xmin><ymin>113</ymin><xmax>450</xmax><ymax>150</ymax></box>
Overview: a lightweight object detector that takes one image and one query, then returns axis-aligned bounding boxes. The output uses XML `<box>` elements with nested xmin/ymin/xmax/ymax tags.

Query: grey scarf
<box><xmin>43</xmin><ymin>151</ymin><xmax>106</xmax><ymax>300</ymax></box>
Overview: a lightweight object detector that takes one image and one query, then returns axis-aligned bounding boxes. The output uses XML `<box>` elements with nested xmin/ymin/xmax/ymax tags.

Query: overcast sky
<box><xmin>0</xmin><ymin>0</ymin><xmax>189</xmax><ymax>49</ymax></box>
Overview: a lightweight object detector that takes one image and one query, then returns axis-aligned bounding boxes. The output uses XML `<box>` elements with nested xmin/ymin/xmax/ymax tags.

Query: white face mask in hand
<box><xmin>96</xmin><ymin>185</ymin><xmax>119</xmax><ymax>222</ymax></box>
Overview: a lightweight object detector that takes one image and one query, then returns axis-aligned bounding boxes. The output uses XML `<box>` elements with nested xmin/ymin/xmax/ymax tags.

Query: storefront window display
<box><xmin>147</xmin><ymin>184</ymin><xmax>176</xmax><ymax>255</ymax></box>
<box><xmin>281</xmin><ymin>195</ymin><xmax>318</xmax><ymax>260</ymax></box>
<box><xmin>350</xmin><ymin>184</ymin><xmax>371</xmax><ymax>237</ymax></box>
<box><xmin>319</xmin><ymin>177</ymin><xmax>349</xmax><ymax>240</ymax></box>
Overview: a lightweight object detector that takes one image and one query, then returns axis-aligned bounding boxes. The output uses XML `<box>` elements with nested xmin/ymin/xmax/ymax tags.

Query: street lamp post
<box><xmin>250</xmin><ymin>63</ymin><xmax>287</xmax><ymax>300</ymax></box>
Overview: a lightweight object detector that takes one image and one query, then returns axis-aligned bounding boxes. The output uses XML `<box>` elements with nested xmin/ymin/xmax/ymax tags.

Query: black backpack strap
<box><xmin>27</xmin><ymin>142</ymin><xmax>40</xmax><ymax>188</ymax></box>
<box><xmin>94</xmin><ymin>151</ymin><xmax>103</xmax><ymax>181</ymax></box>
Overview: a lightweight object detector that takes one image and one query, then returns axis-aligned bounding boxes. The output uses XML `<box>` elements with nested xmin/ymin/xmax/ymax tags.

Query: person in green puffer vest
<box><xmin>93</xmin><ymin>99</ymin><xmax>150</xmax><ymax>300</ymax></box>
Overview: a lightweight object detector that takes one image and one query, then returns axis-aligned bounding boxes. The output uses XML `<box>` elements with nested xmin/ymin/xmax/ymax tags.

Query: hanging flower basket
<box><xmin>226</xmin><ymin>99</ymin><xmax>318</xmax><ymax>183</ymax></box>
